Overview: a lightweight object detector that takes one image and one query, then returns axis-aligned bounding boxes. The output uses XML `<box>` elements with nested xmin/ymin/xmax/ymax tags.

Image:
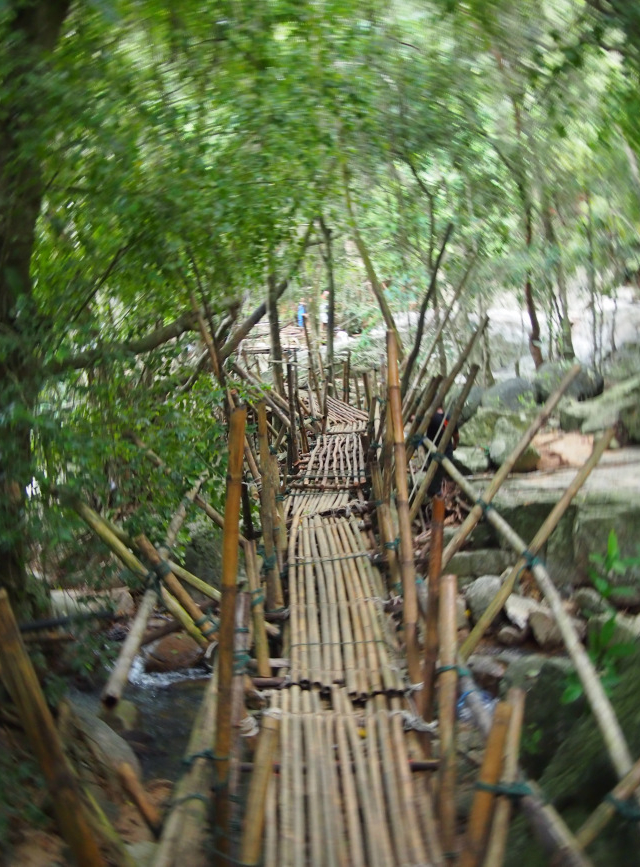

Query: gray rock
<box><xmin>587</xmin><ymin>611</ymin><xmax>640</xmax><ymax>645</ymax></box>
<box><xmin>456</xmin><ymin>595</ymin><xmax>469</xmax><ymax>630</ymax></box>
<box><xmin>450</xmin><ymin>384</ymin><xmax>485</xmax><ymax>423</ymax></box>
<box><xmin>573</xmin><ymin>503</ymin><xmax>640</xmax><ymax>603</ymax></box>
<box><xmin>465</xmin><ymin>574</ymin><xmax>503</xmax><ymax>623</ymax></box>
<box><xmin>573</xmin><ymin>587</ymin><xmax>610</xmax><ymax>617</ymax></box>
<box><xmin>481</xmin><ymin>377</ymin><xmax>537</xmax><ymax>411</ymax></box>
<box><xmin>458</xmin><ymin>407</ymin><xmax>510</xmax><ymax>448</ymax></box>
<box><xmin>504</xmin><ymin>594</ymin><xmax>545</xmax><ymax>630</ymax></box>
<box><xmin>468</xmin><ymin>654</ymin><xmax>507</xmax><ymax>691</ymax></box>
<box><xmin>70</xmin><ymin>701</ymin><xmax>142</xmax><ymax>780</ymax></box>
<box><xmin>560</xmin><ymin>374</ymin><xmax>640</xmax><ymax>443</ymax></box>
<box><xmin>454</xmin><ymin>445</ymin><xmax>490</xmax><ymax>474</ymax></box>
<box><xmin>534</xmin><ymin>360</ymin><xmax>603</xmax><ymax>403</ymax></box>
<box><xmin>489</xmin><ymin>416</ymin><xmax>540</xmax><ymax>472</ymax></box>
<box><xmin>530</xmin><ymin>608</ymin><xmax>586</xmax><ymax>649</ymax></box>
<box><xmin>496</xmin><ymin>624</ymin><xmax>528</xmax><ymax>646</ymax></box>
<box><xmin>447</xmin><ymin>549</ymin><xmax>515</xmax><ymax>585</ymax></box>
<box><xmin>603</xmin><ymin>342</ymin><xmax>640</xmax><ymax>384</ymax></box>
<box><xmin>99</xmin><ymin>699</ymin><xmax>140</xmax><ymax>734</ymax></box>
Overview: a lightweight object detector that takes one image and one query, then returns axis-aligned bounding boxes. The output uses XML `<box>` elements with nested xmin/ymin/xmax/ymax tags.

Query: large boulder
<box><xmin>559</xmin><ymin>373</ymin><xmax>640</xmax><ymax>443</ymax></box>
<box><xmin>144</xmin><ymin>633</ymin><xmax>205</xmax><ymax>673</ymax></box>
<box><xmin>573</xmin><ymin>504</ymin><xmax>640</xmax><ymax>603</ymax></box>
<box><xmin>534</xmin><ymin>360</ymin><xmax>603</xmax><ymax>403</ymax></box>
<box><xmin>465</xmin><ymin>574</ymin><xmax>503</xmax><ymax>623</ymax></box>
<box><xmin>603</xmin><ymin>342</ymin><xmax>640</xmax><ymax>384</ymax></box>
<box><xmin>489</xmin><ymin>415</ymin><xmax>540</xmax><ymax>472</ymax></box>
<box><xmin>453</xmin><ymin>446</ymin><xmax>490</xmax><ymax>475</ymax></box>
<box><xmin>447</xmin><ymin>549</ymin><xmax>514</xmax><ymax>586</ymax></box>
<box><xmin>481</xmin><ymin>377</ymin><xmax>537</xmax><ymax>411</ymax></box>
<box><xmin>450</xmin><ymin>384</ymin><xmax>485</xmax><ymax>424</ymax></box>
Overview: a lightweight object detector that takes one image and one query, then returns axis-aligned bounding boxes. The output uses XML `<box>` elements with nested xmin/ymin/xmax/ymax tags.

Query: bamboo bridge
<box><xmin>2</xmin><ymin>325</ymin><xmax>639</xmax><ymax>867</ymax></box>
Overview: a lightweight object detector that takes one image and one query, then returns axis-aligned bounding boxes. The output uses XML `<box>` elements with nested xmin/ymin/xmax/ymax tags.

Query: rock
<box><xmin>447</xmin><ymin>549</ymin><xmax>514</xmax><ymax>585</ymax></box>
<box><xmin>481</xmin><ymin>377</ymin><xmax>537</xmax><ymax>411</ymax></box>
<box><xmin>496</xmin><ymin>624</ymin><xmax>527</xmax><ymax>646</ymax></box>
<box><xmin>465</xmin><ymin>575</ymin><xmax>503</xmax><ymax>623</ymax></box>
<box><xmin>560</xmin><ymin>373</ymin><xmax>640</xmax><ymax>443</ymax></box>
<box><xmin>489</xmin><ymin>416</ymin><xmax>540</xmax><ymax>472</ymax></box>
<box><xmin>587</xmin><ymin>611</ymin><xmax>640</xmax><ymax>645</ymax></box>
<box><xmin>534</xmin><ymin>360</ymin><xmax>603</xmax><ymax>403</ymax></box>
<box><xmin>184</xmin><ymin>516</ymin><xmax>223</xmax><ymax>591</ymax></box>
<box><xmin>573</xmin><ymin>587</ymin><xmax>610</xmax><ymax>617</ymax></box>
<box><xmin>468</xmin><ymin>654</ymin><xmax>507</xmax><ymax>691</ymax></box>
<box><xmin>573</xmin><ymin>503</ymin><xmax>640</xmax><ymax>603</ymax></box>
<box><xmin>70</xmin><ymin>700</ymin><xmax>142</xmax><ymax>781</ymax></box>
<box><xmin>457</xmin><ymin>407</ymin><xmax>507</xmax><ymax>448</ymax></box>
<box><xmin>453</xmin><ymin>445</ymin><xmax>490</xmax><ymax>474</ymax></box>
<box><xmin>125</xmin><ymin>841</ymin><xmax>158</xmax><ymax>867</ymax></box>
<box><xmin>504</xmin><ymin>594</ymin><xmax>545</xmax><ymax>630</ymax></box>
<box><xmin>144</xmin><ymin>633</ymin><xmax>205</xmax><ymax>673</ymax></box>
<box><xmin>50</xmin><ymin>587</ymin><xmax>135</xmax><ymax>618</ymax></box>
<box><xmin>450</xmin><ymin>384</ymin><xmax>485</xmax><ymax>423</ymax></box>
<box><xmin>529</xmin><ymin>608</ymin><xmax>586</xmax><ymax>649</ymax></box>
<box><xmin>99</xmin><ymin>699</ymin><xmax>140</xmax><ymax>734</ymax></box>
<box><xmin>603</xmin><ymin>342</ymin><xmax>640</xmax><ymax>384</ymax></box>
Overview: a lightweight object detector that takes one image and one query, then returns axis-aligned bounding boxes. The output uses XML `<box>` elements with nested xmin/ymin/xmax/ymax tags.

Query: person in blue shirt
<box><xmin>297</xmin><ymin>298</ymin><xmax>306</xmax><ymax>328</ymax></box>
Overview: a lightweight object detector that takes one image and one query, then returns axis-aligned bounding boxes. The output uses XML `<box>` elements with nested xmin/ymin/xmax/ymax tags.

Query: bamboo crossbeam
<box><xmin>459</xmin><ymin>428</ymin><xmax>614</xmax><ymax>661</ymax></box>
<box><xmin>441</xmin><ymin>363</ymin><xmax>581</xmax><ymax>569</ymax></box>
<box><xmin>425</xmin><ymin>438</ymin><xmax>639</xmax><ymax>806</ymax></box>
<box><xmin>0</xmin><ymin>590</ymin><xmax>108</xmax><ymax>867</ymax></box>
<box><xmin>117</xmin><ymin>762</ymin><xmax>162</xmax><ymax>837</ymax></box>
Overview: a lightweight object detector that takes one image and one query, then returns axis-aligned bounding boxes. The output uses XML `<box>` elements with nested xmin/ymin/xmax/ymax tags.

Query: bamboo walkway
<box><xmin>261</xmin><ymin>395</ymin><xmax>441</xmax><ymax>867</ymax></box>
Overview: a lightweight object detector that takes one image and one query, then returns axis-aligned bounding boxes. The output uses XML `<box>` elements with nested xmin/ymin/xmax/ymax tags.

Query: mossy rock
<box><xmin>183</xmin><ymin>516</ymin><xmax>224</xmax><ymax>591</ymax></box>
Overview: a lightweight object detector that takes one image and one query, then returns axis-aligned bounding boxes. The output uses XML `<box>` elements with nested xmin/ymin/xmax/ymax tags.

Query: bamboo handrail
<box><xmin>441</xmin><ymin>363</ymin><xmax>582</xmax><ymax>569</ymax></box>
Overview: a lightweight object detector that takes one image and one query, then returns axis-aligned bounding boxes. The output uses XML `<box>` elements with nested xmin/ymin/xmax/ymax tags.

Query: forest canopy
<box><xmin>1</xmin><ymin>0</ymin><xmax>639</xmax><ymax>613</ymax></box>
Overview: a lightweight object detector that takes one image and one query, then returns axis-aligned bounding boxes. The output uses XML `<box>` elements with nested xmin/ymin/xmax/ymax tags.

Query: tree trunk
<box><xmin>0</xmin><ymin>0</ymin><xmax>72</xmax><ymax>614</ymax></box>
<box><xmin>542</xmin><ymin>202</ymin><xmax>575</xmax><ymax>360</ymax></box>
<box><xmin>267</xmin><ymin>273</ymin><xmax>285</xmax><ymax>398</ymax></box>
<box><xmin>319</xmin><ymin>217</ymin><xmax>335</xmax><ymax>397</ymax></box>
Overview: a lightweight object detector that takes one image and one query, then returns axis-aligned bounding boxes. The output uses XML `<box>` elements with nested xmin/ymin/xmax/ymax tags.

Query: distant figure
<box><xmin>424</xmin><ymin>409</ymin><xmax>459</xmax><ymax>496</ymax></box>
<box><xmin>320</xmin><ymin>290</ymin><xmax>329</xmax><ymax>338</ymax></box>
<box><xmin>297</xmin><ymin>298</ymin><xmax>306</xmax><ymax>328</ymax></box>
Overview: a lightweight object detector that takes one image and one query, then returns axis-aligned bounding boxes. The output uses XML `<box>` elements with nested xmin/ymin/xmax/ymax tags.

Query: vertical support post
<box><xmin>422</xmin><ymin>495</ymin><xmax>445</xmax><ymax>724</ymax></box>
<box><xmin>438</xmin><ymin>573</ymin><xmax>458</xmax><ymax>857</ymax></box>
<box><xmin>256</xmin><ymin>402</ymin><xmax>284</xmax><ymax>611</ymax></box>
<box><xmin>213</xmin><ymin>406</ymin><xmax>247</xmax><ymax>865</ymax></box>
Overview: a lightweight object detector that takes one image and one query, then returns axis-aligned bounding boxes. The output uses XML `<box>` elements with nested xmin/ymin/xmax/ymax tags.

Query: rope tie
<box><xmin>405</xmin><ymin>682</ymin><xmax>424</xmax><ymax>695</ymax></box>
<box><xmin>409</xmin><ymin>434</ymin><xmax>423</xmax><ymax>446</ymax></box>
<box><xmin>182</xmin><ymin>749</ymin><xmax>215</xmax><ymax>769</ymax></box>
<box><xmin>233</xmin><ymin>649</ymin><xmax>251</xmax><ymax>675</ymax></box>
<box><xmin>474</xmin><ymin>781</ymin><xmax>534</xmax><ymax>800</ymax></box>
<box><xmin>476</xmin><ymin>497</ymin><xmax>494</xmax><ymax>515</ymax></box>
<box><xmin>239</xmin><ymin>715</ymin><xmax>260</xmax><ymax>737</ymax></box>
<box><xmin>436</xmin><ymin>664</ymin><xmax>471</xmax><ymax>677</ymax></box>
<box><xmin>390</xmin><ymin>710</ymin><xmax>438</xmax><ymax>733</ymax></box>
<box><xmin>250</xmin><ymin>588</ymin><xmax>265</xmax><ymax>607</ymax></box>
<box><xmin>605</xmin><ymin>793</ymin><xmax>640</xmax><ymax>822</ymax></box>
<box><xmin>384</xmin><ymin>537</ymin><xmax>400</xmax><ymax>551</ymax></box>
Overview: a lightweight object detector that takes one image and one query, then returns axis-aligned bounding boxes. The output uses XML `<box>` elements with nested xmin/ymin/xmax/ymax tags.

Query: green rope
<box><xmin>250</xmin><ymin>588</ymin><xmax>265</xmax><ymax>607</ymax></box>
<box><xmin>275</xmin><ymin>494</ymin><xmax>285</xmax><ymax>501</ymax></box>
<box><xmin>605</xmin><ymin>793</ymin><xmax>640</xmax><ymax>822</ymax></box>
<box><xmin>476</xmin><ymin>497</ymin><xmax>494</xmax><ymax>515</ymax></box>
<box><xmin>233</xmin><ymin>649</ymin><xmax>251</xmax><ymax>674</ymax></box>
<box><xmin>474</xmin><ymin>781</ymin><xmax>534</xmax><ymax>799</ymax></box>
<box><xmin>436</xmin><ymin>664</ymin><xmax>471</xmax><ymax>677</ymax></box>
<box><xmin>262</xmin><ymin>553</ymin><xmax>277</xmax><ymax>571</ymax></box>
<box><xmin>384</xmin><ymin>538</ymin><xmax>400</xmax><ymax>551</ymax></box>
<box><xmin>182</xmin><ymin>749</ymin><xmax>215</xmax><ymax>769</ymax></box>
<box><xmin>409</xmin><ymin>434</ymin><xmax>423</xmax><ymax>446</ymax></box>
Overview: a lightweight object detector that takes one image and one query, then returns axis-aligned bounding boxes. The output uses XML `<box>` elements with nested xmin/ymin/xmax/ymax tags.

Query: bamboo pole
<box><xmin>387</xmin><ymin>330</ymin><xmax>421</xmax><ymax>686</ymax></box>
<box><xmin>287</xmin><ymin>357</ymin><xmax>300</xmax><ymax>472</ymax></box>
<box><xmin>230</xmin><ymin>362</ymin><xmax>292</xmax><ymax>428</ymax></box>
<box><xmin>459</xmin><ymin>701</ymin><xmax>513</xmax><ymax>867</ymax></box>
<box><xmin>153</xmin><ymin>661</ymin><xmax>219</xmax><ymax>867</ymax></box>
<box><xmin>242</xmin><ymin>482</ymin><xmax>270</xmax><ymax>679</ymax></box>
<box><xmin>460</xmin><ymin>428</ymin><xmax>614</xmax><ymax>661</ymax></box>
<box><xmin>422</xmin><ymin>496</ymin><xmax>445</xmax><ymax>724</ymax></box>
<box><xmin>483</xmin><ymin>688</ymin><xmax>526</xmax><ymax>867</ymax></box>
<box><xmin>576</xmin><ymin>756</ymin><xmax>640</xmax><ymax>850</ymax></box>
<box><xmin>425</xmin><ymin>437</ymin><xmax>640</xmax><ymax>806</ymax></box>
<box><xmin>438</xmin><ymin>573</ymin><xmax>458</xmax><ymax>856</ymax></box>
<box><xmin>213</xmin><ymin>405</ymin><xmax>247</xmax><ymax>865</ymax></box>
<box><xmin>0</xmin><ymin>590</ymin><xmax>108</xmax><ymax>867</ymax></box>
<box><xmin>256</xmin><ymin>401</ymin><xmax>284</xmax><ymax>610</ymax></box>
<box><xmin>520</xmin><ymin>781</ymin><xmax>594</xmax><ymax>867</ymax></box>
<box><xmin>238</xmin><ymin>713</ymin><xmax>280</xmax><ymax>866</ymax></box>
<box><xmin>441</xmin><ymin>363</ymin><xmax>582</xmax><ymax>569</ymax></box>
<box><xmin>117</xmin><ymin>762</ymin><xmax>162</xmax><ymax>837</ymax></box>
<box><xmin>409</xmin><ymin>363</ymin><xmax>479</xmax><ymax>521</ymax></box>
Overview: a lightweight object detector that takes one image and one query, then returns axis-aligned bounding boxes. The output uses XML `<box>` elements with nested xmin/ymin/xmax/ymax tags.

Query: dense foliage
<box><xmin>1</xmin><ymin>0</ymin><xmax>639</xmax><ymax>612</ymax></box>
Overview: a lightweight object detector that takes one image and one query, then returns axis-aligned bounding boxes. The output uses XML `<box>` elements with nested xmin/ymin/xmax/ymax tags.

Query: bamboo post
<box><xmin>387</xmin><ymin>330</ymin><xmax>421</xmax><ymax>686</ymax></box>
<box><xmin>422</xmin><ymin>496</ymin><xmax>445</xmax><ymax>723</ymax></box>
<box><xmin>213</xmin><ymin>405</ymin><xmax>247</xmax><ymax>865</ymax></box>
<box><xmin>256</xmin><ymin>402</ymin><xmax>284</xmax><ymax>610</ymax></box>
<box><xmin>0</xmin><ymin>590</ymin><xmax>107</xmax><ymax>867</ymax></box>
<box><xmin>354</xmin><ymin>371</ymin><xmax>361</xmax><ymax>410</ymax></box>
<box><xmin>342</xmin><ymin>350</ymin><xmax>351</xmax><ymax>404</ymax></box>
<box><xmin>424</xmin><ymin>436</ymin><xmax>639</xmax><ymax>804</ymax></box>
<box><xmin>459</xmin><ymin>428</ymin><xmax>615</xmax><ymax>661</ymax></box>
<box><xmin>363</xmin><ymin>371</ymin><xmax>372</xmax><ymax>411</ymax></box>
<box><xmin>287</xmin><ymin>356</ymin><xmax>299</xmax><ymax>472</ymax></box>
<box><xmin>441</xmin><ymin>363</ymin><xmax>582</xmax><ymax>569</ymax></box>
<box><xmin>403</xmin><ymin>375</ymin><xmax>442</xmax><ymax>456</ymax></box>
<box><xmin>483</xmin><ymin>688</ymin><xmax>526</xmax><ymax>867</ymax></box>
<box><xmin>459</xmin><ymin>701</ymin><xmax>513</xmax><ymax>867</ymax></box>
<box><xmin>438</xmin><ymin>573</ymin><xmax>458</xmax><ymax>856</ymax></box>
<box><xmin>576</xmin><ymin>757</ymin><xmax>640</xmax><ymax>850</ymax></box>
<box><xmin>409</xmin><ymin>364</ymin><xmax>479</xmax><ymax>521</ymax></box>
<box><xmin>239</xmin><ymin>713</ymin><xmax>280</xmax><ymax>866</ymax></box>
